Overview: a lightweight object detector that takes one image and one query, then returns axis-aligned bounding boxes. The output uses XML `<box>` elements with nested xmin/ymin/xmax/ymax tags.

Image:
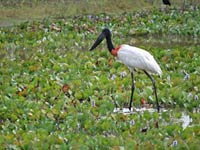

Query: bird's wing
<box><xmin>117</xmin><ymin>45</ymin><xmax>162</xmax><ymax>74</ymax></box>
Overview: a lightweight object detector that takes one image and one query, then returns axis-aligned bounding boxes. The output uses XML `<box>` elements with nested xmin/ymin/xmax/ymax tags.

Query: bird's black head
<box><xmin>102</xmin><ymin>28</ymin><xmax>111</xmax><ymax>37</ymax></box>
<box><xmin>89</xmin><ymin>28</ymin><xmax>113</xmax><ymax>51</ymax></box>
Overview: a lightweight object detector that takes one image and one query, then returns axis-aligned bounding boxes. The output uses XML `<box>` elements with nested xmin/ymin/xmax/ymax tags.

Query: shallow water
<box><xmin>113</xmin><ymin>107</ymin><xmax>167</xmax><ymax>114</ymax></box>
<box><xmin>113</xmin><ymin>107</ymin><xmax>194</xmax><ymax>130</ymax></box>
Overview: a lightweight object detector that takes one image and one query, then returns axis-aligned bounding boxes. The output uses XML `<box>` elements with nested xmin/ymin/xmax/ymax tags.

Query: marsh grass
<box><xmin>0</xmin><ymin>0</ymin><xmax>199</xmax><ymax>26</ymax></box>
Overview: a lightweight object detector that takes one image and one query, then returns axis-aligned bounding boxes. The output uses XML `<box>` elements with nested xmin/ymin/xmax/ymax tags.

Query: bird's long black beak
<box><xmin>89</xmin><ymin>32</ymin><xmax>105</xmax><ymax>51</ymax></box>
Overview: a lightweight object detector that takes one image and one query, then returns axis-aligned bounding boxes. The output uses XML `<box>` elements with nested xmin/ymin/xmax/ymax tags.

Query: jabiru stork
<box><xmin>89</xmin><ymin>28</ymin><xmax>162</xmax><ymax>112</ymax></box>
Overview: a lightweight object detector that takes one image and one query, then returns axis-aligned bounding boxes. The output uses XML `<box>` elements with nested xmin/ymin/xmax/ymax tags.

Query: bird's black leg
<box><xmin>143</xmin><ymin>70</ymin><xmax>160</xmax><ymax>113</ymax></box>
<box><xmin>129</xmin><ymin>72</ymin><xmax>135</xmax><ymax>111</ymax></box>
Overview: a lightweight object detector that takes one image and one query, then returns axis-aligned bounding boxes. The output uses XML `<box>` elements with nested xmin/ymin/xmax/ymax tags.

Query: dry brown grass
<box><xmin>0</xmin><ymin>0</ymin><xmax>199</xmax><ymax>26</ymax></box>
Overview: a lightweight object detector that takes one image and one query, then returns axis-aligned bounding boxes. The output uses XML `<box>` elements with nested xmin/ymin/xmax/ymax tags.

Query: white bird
<box><xmin>89</xmin><ymin>28</ymin><xmax>162</xmax><ymax>112</ymax></box>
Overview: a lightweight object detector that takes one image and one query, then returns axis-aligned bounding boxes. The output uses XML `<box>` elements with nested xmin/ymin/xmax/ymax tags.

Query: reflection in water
<box><xmin>180</xmin><ymin>112</ymin><xmax>192</xmax><ymax>130</ymax></box>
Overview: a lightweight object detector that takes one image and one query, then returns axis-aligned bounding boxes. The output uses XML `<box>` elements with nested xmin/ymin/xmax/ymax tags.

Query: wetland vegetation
<box><xmin>0</xmin><ymin>0</ymin><xmax>200</xmax><ymax>149</ymax></box>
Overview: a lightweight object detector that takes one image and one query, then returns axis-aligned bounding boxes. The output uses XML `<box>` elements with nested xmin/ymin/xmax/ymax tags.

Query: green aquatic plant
<box><xmin>0</xmin><ymin>7</ymin><xmax>200</xmax><ymax>149</ymax></box>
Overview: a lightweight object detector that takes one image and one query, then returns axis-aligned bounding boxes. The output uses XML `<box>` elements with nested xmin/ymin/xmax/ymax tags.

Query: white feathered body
<box><xmin>117</xmin><ymin>44</ymin><xmax>162</xmax><ymax>75</ymax></box>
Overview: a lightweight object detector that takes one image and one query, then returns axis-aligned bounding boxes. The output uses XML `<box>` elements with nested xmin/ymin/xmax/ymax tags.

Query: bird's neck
<box><xmin>106</xmin><ymin>36</ymin><xmax>120</xmax><ymax>57</ymax></box>
<box><xmin>111</xmin><ymin>45</ymin><xmax>121</xmax><ymax>57</ymax></box>
<box><xmin>106</xmin><ymin>36</ymin><xmax>115</xmax><ymax>53</ymax></box>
